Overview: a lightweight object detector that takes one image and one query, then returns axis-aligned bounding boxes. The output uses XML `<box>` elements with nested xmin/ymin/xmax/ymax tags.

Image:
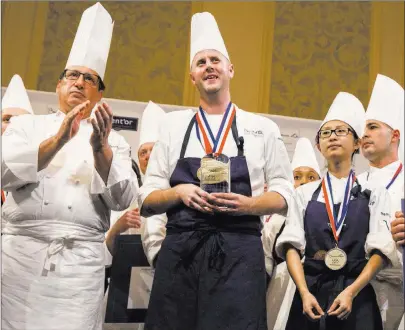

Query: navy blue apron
<box><xmin>145</xmin><ymin>114</ymin><xmax>267</xmax><ymax>330</ymax></box>
<box><xmin>286</xmin><ymin>183</ymin><xmax>383</xmax><ymax>330</ymax></box>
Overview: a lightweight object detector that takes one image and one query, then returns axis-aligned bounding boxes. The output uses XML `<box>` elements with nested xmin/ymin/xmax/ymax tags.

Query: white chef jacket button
<box><xmin>44</xmin><ymin>200</ymin><xmax>49</xmax><ymax>205</ymax></box>
<box><xmin>68</xmin><ymin>205</ymin><xmax>72</xmax><ymax>210</ymax></box>
<box><xmin>46</xmin><ymin>175</ymin><xmax>51</xmax><ymax>179</ymax></box>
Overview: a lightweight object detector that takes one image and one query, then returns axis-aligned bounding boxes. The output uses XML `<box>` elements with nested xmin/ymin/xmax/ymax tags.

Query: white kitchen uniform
<box><xmin>2</xmin><ymin>3</ymin><xmax>123</xmax><ymax>329</ymax></box>
<box><xmin>1</xmin><ymin>74</ymin><xmax>34</xmax><ymax>231</ymax></box>
<box><xmin>2</xmin><ymin>109</ymin><xmax>136</xmax><ymax>330</ymax></box>
<box><xmin>263</xmin><ymin>213</ymin><xmax>297</xmax><ymax>330</ymax></box>
<box><xmin>137</xmin><ymin>101</ymin><xmax>168</xmax><ymax>267</ymax></box>
<box><xmin>359</xmin><ymin>73</ymin><xmax>404</xmax><ymax>330</ymax></box>
<box><xmin>274</xmin><ymin>91</ymin><xmax>398</xmax><ymax>329</ymax></box>
<box><xmin>358</xmin><ymin>163</ymin><xmax>404</xmax><ymax>329</ymax></box>
<box><xmin>275</xmin><ymin>176</ymin><xmax>398</xmax><ymax>269</ymax></box>
<box><xmin>140</xmin><ymin>211</ymin><xmax>167</xmax><ymax>267</ymax></box>
<box><xmin>262</xmin><ymin>137</ymin><xmax>321</xmax><ymax>330</ymax></box>
<box><xmin>139</xmin><ymin>106</ymin><xmax>294</xmax><ymax>208</ymax></box>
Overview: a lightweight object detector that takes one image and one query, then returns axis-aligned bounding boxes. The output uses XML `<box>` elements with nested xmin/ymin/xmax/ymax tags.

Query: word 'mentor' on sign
<box><xmin>112</xmin><ymin>116</ymin><xmax>139</xmax><ymax>131</ymax></box>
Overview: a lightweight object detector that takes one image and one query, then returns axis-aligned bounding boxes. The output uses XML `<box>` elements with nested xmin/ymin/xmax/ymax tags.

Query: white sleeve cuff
<box><xmin>90</xmin><ymin>153</ymin><xmax>132</xmax><ymax>195</ymax></box>
<box><xmin>2</xmin><ymin>140</ymin><xmax>41</xmax><ymax>188</ymax></box>
<box><xmin>140</xmin><ymin>214</ymin><xmax>167</xmax><ymax>267</ymax></box>
<box><xmin>265</xmin><ymin>256</ymin><xmax>274</xmax><ymax>277</ymax></box>
<box><xmin>145</xmin><ymin>245</ymin><xmax>161</xmax><ymax>267</ymax></box>
<box><xmin>275</xmin><ymin>224</ymin><xmax>306</xmax><ymax>260</ymax></box>
<box><xmin>365</xmin><ymin>232</ymin><xmax>399</xmax><ymax>268</ymax></box>
<box><xmin>138</xmin><ymin>186</ymin><xmax>159</xmax><ymax>209</ymax></box>
<box><xmin>103</xmin><ymin>241</ymin><xmax>113</xmax><ymax>267</ymax></box>
<box><xmin>269</xmin><ymin>185</ymin><xmax>294</xmax><ymax>214</ymax></box>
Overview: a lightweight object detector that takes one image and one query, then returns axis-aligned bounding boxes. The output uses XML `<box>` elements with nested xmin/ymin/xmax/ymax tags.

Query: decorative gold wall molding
<box><xmin>36</xmin><ymin>1</ymin><xmax>190</xmax><ymax>105</ymax></box>
<box><xmin>369</xmin><ymin>1</ymin><xmax>404</xmax><ymax>98</ymax></box>
<box><xmin>270</xmin><ymin>2</ymin><xmax>371</xmax><ymax>120</ymax></box>
<box><xmin>2</xmin><ymin>2</ymin><xmax>403</xmax><ymax>120</ymax></box>
<box><xmin>257</xmin><ymin>2</ymin><xmax>276</xmax><ymax>114</ymax></box>
<box><xmin>1</xmin><ymin>2</ymin><xmax>48</xmax><ymax>89</ymax></box>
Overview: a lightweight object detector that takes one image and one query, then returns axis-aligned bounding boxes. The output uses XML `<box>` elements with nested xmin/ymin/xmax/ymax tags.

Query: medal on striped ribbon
<box><xmin>322</xmin><ymin>170</ymin><xmax>356</xmax><ymax>241</ymax></box>
<box><xmin>195</xmin><ymin>102</ymin><xmax>235</xmax><ymax>156</ymax></box>
<box><xmin>321</xmin><ymin>170</ymin><xmax>355</xmax><ymax>270</ymax></box>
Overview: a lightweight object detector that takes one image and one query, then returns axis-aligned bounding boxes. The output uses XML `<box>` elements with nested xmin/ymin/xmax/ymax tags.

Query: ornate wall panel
<box><xmin>36</xmin><ymin>1</ymin><xmax>190</xmax><ymax>105</ymax></box>
<box><xmin>3</xmin><ymin>2</ymin><xmax>403</xmax><ymax>119</ymax></box>
<box><xmin>270</xmin><ymin>2</ymin><xmax>371</xmax><ymax>120</ymax></box>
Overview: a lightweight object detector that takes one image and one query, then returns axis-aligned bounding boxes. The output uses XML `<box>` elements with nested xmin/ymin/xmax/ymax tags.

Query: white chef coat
<box><xmin>140</xmin><ymin>211</ymin><xmax>167</xmax><ymax>267</ymax></box>
<box><xmin>138</xmin><ymin>170</ymin><xmax>168</xmax><ymax>266</ymax></box>
<box><xmin>1</xmin><ymin>111</ymin><xmax>138</xmax><ymax>330</ymax></box>
<box><xmin>358</xmin><ymin>160</ymin><xmax>404</xmax><ymax>329</ymax></box>
<box><xmin>139</xmin><ymin>105</ymin><xmax>294</xmax><ymax>214</ymax></box>
<box><xmin>275</xmin><ymin>174</ymin><xmax>398</xmax><ymax>267</ymax></box>
<box><xmin>262</xmin><ymin>214</ymin><xmax>296</xmax><ymax>330</ymax></box>
<box><xmin>262</xmin><ymin>214</ymin><xmax>286</xmax><ymax>276</ymax></box>
<box><xmin>358</xmin><ymin>160</ymin><xmax>404</xmax><ymax>266</ymax></box>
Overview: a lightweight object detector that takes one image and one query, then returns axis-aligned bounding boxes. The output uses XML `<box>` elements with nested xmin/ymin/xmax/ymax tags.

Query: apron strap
<box><xmin>179</xmin><ymin>112</ymin><xmax>244</xmax><ymax>159</ymax></box>
<box><xmin>231</xmin><ymin>114</ymin><xmax>244</xmax><ymax>156</ymax></box>
<box><xmin>179</xmin><ymin>115</ymin><xmax>197</xmax><ymax>159</ymax></box>
<box><xmin>311</xmin><ymin>183</ymin><xmax>322</xmax><ymax>201</ymax></box>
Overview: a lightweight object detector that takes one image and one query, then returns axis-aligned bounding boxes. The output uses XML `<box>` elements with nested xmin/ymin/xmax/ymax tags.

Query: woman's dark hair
<box><xmin>131</xmin><ymin>159</ymin><xmax>143</xmax><ymax>187</ymax></box>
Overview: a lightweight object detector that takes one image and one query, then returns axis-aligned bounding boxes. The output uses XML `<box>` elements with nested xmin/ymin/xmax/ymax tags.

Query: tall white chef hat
<box><xmin>138</xmin><ymin>101</ymin><xmax>166</xmax><ymax>149</ymax></box>
<box><xmin>365</xmin><ymin>74</ymin><xmax>404</xmax><ymax>162</ymax></box>
<box><xmin>320</xmin><ymin>92</ymin><xmax>365</xmax><ymax>138</ymax></box>
<box><xmin>291</xmin><ymin>137</ymin><xmax>321</xmax><ymax>176</ymax></box>
<box><xmin>65</xmin><ymin>2</ymin><xmax>114</xmax><ymax>80</ymax></box>
<box><xmin>2</xmin><ymin>74</ymin><xmax>33</xmax><ymax>114</ymax></box>
<box><xmin>190</xmin><ymin>12</ymin><xmax>229</xmax><ymax>68</ymax></box>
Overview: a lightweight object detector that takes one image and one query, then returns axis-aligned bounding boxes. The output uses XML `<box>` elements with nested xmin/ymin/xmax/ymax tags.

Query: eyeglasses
<box><xmin>63</xmin><ymin>69</ymin><xmax>100</xmax><ymax>87</ymax></box>
<box><xmin>318</xmin><ymin>127</ymin><xmax>353</xmax><ymax>139</ymax></box>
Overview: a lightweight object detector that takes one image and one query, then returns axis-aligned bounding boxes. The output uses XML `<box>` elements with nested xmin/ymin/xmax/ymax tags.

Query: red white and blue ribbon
<box><xmin>386</xmin><ymin>163</ymin><xmax>403</xmax><ymax>190</ymax></box>
<box><xmin>195</xmin><ymin>102</ymin><xmax>235</xmax><ymax>155</ymax></box>
<box><xmin>322</xmin><ymin>170</ymin><xmax>356</xmax><ymax>242</ymax></box>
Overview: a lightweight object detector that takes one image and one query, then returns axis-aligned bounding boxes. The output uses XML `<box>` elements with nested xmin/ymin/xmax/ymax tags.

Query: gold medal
<box><xmin>325</xmin><ymin>247</ymin><xmax>347</xmax><ymax>270</ymax></box>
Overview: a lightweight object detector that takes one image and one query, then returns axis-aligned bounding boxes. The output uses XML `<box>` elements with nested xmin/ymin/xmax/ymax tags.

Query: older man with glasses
<box><xmin>1</xmin><ymin>3</ymin><xmax>138</xmax><ymax>330</ymax></box>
